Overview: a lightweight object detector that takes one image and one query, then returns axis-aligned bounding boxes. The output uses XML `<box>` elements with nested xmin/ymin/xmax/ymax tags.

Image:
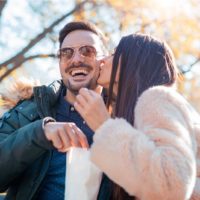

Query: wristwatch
<box><xmin>42</xmin><ymin>117</ymin><xmax>56</xmax><ymax>129</ymax></box>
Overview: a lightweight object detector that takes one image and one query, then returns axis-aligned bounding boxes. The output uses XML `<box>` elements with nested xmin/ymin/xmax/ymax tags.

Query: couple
<box><xmin>0</xmin><ymin>21</ymin><xmax>199</xmax><ymax>200</ymax></box>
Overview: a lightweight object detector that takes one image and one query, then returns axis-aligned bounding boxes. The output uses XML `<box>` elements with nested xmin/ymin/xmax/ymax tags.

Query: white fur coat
<box><xmin>90</xmin><ymin>86</ymin><xmax>200</xmax><ymax>200</ymax></box>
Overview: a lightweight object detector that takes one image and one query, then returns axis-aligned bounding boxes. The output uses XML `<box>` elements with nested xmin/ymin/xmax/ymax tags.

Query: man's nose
<box><xmin>71</xmin><ymin>50</ymin><xmax>83</xmax><ymax>64</ymax></box>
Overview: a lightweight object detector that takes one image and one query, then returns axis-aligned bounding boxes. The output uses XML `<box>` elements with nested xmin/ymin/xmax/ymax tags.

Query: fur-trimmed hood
<box><xmin>0</xmin><ymin>78</ymin><xmax>40</xmax><ymax>116</ymax></box>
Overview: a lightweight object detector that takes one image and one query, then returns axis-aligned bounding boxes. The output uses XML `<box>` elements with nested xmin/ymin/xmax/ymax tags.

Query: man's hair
<box><xmin>59</xmin><ymin>21</ymin><xmax>107</xmax><ymax>53</ymax></box>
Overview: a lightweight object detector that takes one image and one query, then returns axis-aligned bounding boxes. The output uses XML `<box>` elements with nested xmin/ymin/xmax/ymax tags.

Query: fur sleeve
<box><xmin>90</xmin><ymin>86</ymin><xmax>197</xmax><ymax>200</ymax></box>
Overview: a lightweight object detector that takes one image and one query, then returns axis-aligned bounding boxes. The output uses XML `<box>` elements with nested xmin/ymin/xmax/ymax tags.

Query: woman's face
<box><xmin>97</xmin><ymin>54</ymin><xmax>114</xmax><ymax>89</ymax></box>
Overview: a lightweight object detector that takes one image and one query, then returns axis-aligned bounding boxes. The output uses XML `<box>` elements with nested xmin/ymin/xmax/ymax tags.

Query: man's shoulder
<box><xmin>0</xmin><ymin>78</ymin><xmax>40</xmax><ymax>116</ymax></box>
<box><xmin>0</xmin><ymin>98</ymin><xmax>38</xmax><ymax>131</ymax></box>
<box><xmin>33</xmin><ymin>80</ymin><xmax>63</xmax><ymax>108</ymax></box>
<box><xmin>33</xmin><ymin>80</ymin><xmax>62</xmax><ymax>97</ymax></box>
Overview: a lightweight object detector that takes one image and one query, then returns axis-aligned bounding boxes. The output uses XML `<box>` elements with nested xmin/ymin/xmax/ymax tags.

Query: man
<box><xmin>0</xmin><ymin>21</ymin><xmax>111</xmax><ymax>200</ymax></box>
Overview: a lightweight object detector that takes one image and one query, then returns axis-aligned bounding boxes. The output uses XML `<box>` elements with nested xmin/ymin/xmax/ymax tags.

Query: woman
<box><xmin>74</xmin><ymin>33</ymin><xmax>200</xmax><ymax>200</ymax></box>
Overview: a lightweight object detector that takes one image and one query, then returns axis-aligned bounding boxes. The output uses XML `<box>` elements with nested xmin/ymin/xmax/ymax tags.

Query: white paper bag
<box><xmin>65</xmin><ymin>147</ymin><xmax>102</xmax><ymax>200</ymax></box>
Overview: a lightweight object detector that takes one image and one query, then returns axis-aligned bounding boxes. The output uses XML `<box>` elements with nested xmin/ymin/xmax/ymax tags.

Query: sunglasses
<box><xmin>58</xmin><ymin>45</ymin><xmax>98</xmax><ymax>61</ymax></box>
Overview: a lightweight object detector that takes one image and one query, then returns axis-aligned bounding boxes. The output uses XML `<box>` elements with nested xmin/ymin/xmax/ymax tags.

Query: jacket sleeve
<box><xmin>0</xmin><ymin>102</ymin><xmax>53</xmax><ymax>192</ymax></box>
<box><xmin>90</xmin><ymin>88</ymin><xmax>197</xmax><ymax>200</ymax></box>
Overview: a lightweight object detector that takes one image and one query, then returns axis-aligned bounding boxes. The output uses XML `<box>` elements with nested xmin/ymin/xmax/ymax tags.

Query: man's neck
<box><xmin>64</xmin><ymin>86</ymin><xmax>102</xmax><ymax>105</ymax></box>
<box><xmin>65</xmin><ymin>90</ymin><xmax>76</xmax><ymax>105</ymax></box>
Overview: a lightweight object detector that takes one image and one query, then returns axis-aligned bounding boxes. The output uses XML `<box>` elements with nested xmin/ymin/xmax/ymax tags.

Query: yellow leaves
<box><xmin>106</xmin><ymin>0</ymin><xmax>200</xmax><ymax>72</ymax></box>
<box><xmin>107</xmin><ymin>0</ymin><xmax>138</xmax><ymax>11</ymax></box>
<box><xmin>101</xmin><ymin>0</ymin><xmax>200</xmax><ymax>111</ymax></box>
<box><xmin>0</xmin><ymin>98</ymin><xmax>3</xmax><ymax>107</ymax></box>
<box><xmin>178</xmin><ymin>74</ymin><xmax>200</xmax><ymax>112</ymax></box>
<box><xmin>0</xmin><ymin>67</ymin><xmax>7</xmax><ymax>77</ymax></box>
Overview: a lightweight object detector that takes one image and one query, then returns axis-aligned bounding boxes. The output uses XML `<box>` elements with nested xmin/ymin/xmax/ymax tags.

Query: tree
<box><xmin>0</xmin><ymin>1</ymin><xmax>6</xmax><ymax>18</ymax></box>
<box><xmin>0</xmin><ymin>0</ymin><xmax>93</xmax><ymax>82</ymax></box>
<box><xmin>0</xmin><ymin>0</ymin><xmax>200</xmax><ymax>82</ymax></box>
<box><xmin>0</xmin><ymin>0</ymin><xmax>200</xmax><ymax>112</ymax></box>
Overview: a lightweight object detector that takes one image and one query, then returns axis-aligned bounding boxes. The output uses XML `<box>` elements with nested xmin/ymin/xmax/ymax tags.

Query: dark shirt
<box><xmin>37</xmin><ymin>89</ymin><xmax>94</xmax><ymax>200</ymax></box>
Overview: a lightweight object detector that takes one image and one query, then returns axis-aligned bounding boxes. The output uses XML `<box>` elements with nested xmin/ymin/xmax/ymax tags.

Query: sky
<box><xmin>0</xmin><ymin>0</ymin><xmax>199</xmax><ymax>88</ymax></box>
<box><xmin>0</xmin><ymin>0</ymin><xmax>77</xmax><ymax>85</ymax></box>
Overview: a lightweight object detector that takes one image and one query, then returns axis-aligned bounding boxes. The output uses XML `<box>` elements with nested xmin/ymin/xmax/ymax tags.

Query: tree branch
<box><xmin>0</xmin><ymin>1</ymin><xmax>6</xmax><ymax>17</ymax></box>
<box><xmin>0</xmin><ymin>1</ymin><xmax>88</xmax><ymax>67</ymax></box>
<box><xmin>0</xmin><ymin>54</ymin><xmax>56</xmax><ymax>82</ymax></box>
<box><xmin>0</xmin><ymin>0</ymin><xmax>95</xmax><ymax>82</ymax></box>
<box><xmin>180</xmin><ymin>57</ymin><xmax>200</xmax><ymax>74</ymax></box>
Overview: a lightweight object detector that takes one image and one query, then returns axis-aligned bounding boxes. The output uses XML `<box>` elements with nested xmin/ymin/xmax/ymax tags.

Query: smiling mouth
<box><xmin>69</xmin><ymin>68</ymin><xmax>90</xmax><ymax>77</ymax></box>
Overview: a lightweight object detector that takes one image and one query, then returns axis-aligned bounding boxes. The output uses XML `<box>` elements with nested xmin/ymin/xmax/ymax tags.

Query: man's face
<box><xmin>59</xmin><ymin>30</ymin><xmax>104</xmax><ymax>94</ymax></box>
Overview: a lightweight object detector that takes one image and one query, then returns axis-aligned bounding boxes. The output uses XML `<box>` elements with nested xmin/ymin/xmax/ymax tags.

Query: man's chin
<box><xmin>64</xmin><ymin>77</ymin><xmax>98</xmax><ymax>92</ymax></box>
<box><xmin>67</xmin><ymin>83</ymin><xmax>96</xmax><ymax>94</ymax></box>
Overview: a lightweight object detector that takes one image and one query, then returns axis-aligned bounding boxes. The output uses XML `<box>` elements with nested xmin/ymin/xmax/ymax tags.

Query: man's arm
<box><xmin>0</xmin><ymin>104</ymin><xmax>53</xmax><ymax>192</ymax></box>
<box><xmin>0</xmin><ymin>102</ymin><xmax>89</xmax><ymax>192</ymax></box>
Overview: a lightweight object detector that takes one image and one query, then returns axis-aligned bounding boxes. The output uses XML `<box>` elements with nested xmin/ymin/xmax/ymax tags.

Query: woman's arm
<box><xmin>90</xmin><ymin>87</ymin><xmax>196</xmax><ymax>200</ymax></box>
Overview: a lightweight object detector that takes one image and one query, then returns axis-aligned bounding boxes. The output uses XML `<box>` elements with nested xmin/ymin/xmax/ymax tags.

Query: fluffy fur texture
<box><xmin>0</xmin><ymin>78</ymin><xmax>39</xmax><ymax>116</ymax></box>
<box><xmin>91</xmin><ymin>86</ymin><xmax>200</xmax><ymax>200</ymax></box>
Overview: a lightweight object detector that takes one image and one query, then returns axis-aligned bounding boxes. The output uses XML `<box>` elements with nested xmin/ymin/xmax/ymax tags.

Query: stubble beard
<box><xmin>65</xmin><ymin>78</ymin><xmax>98</xmax><ymax>95</ymax></box>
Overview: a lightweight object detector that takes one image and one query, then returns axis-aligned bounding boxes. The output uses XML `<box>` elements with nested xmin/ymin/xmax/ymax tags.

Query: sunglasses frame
<box><xmin>57</xmin><ymin>45</ymin><xmax>98</xmax><ymax>61</ymax></box>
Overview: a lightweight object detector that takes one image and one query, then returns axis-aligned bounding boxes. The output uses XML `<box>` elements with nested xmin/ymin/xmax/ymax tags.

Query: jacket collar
<box><xmin>33</xmin><ymin>80</ymin><xmax>63</xmax><ymax>118</ymax></box>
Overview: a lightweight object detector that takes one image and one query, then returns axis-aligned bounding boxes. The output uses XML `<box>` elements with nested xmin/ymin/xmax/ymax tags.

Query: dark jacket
<box><xmin>0</xmin><ymin>80</ymin><xmax>111</xmax><ymax>200</ymax></box>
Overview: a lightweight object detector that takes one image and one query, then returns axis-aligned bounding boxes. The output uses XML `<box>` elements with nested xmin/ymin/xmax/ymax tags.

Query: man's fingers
<box><xmin>50</xmin><ymin>131</ymin><xmax>63</xmax><ymax>149</ymax></box>
<box><xmin>64</xmin><ymin>124</ymin><xmax>81</xmax><ymax>147</ymax></box>
<box><xmin>72</xmin><ymin>124</ymin><xmax>89</xmax><ymax>149</ymax></box>
<box><xmin>44</xmin><ymin>122</ymin><xmax>89</xmax><ymax>151</ymax></box>
<box><xmin>58</xmin><ymin>128</ymin><xmax>71</xmax><ymax>150</ymax></box>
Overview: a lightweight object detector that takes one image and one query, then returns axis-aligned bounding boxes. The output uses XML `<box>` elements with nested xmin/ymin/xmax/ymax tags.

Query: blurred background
<box><xmin>0</xmin><ymin>0</ymin><xmax>200</xmax><ymax>111</ymax></box>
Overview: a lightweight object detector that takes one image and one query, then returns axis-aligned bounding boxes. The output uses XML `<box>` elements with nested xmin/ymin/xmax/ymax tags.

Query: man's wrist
<box><xmin>42</xmin><ymin>117</ymin><xmax>56</xmax><ymax>130</ymax></box>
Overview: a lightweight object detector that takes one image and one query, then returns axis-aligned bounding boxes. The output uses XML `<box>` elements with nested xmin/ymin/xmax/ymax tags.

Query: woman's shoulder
<box><xmin>137</xmin><ymin>85</ymin><xmax>190</xmax><ymax>110</ymax></box>
<box><xmin>139</xmin><ymin>85</ymin><xmax>186</xmax><ymax>104</ymax></box>
<box><xmin>135</xmin><ymin>85</ymin><xmax>200</xmax><ymax>126</ymax></box>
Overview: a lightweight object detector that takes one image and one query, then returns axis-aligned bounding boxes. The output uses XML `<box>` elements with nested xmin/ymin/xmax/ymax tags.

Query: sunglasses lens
<box><xmin>80</xmin><ymin>46</ymin><xmax>96</xmax><ymax>58</ymax></box>
<box><xmin>58</xmin><ymin>46</ymin><xmax>97</xmax><ymax>61</ymax></box>
<box><xmin>60</xmin><ymin>48</ymin><xmax>74</xmax><ymax>60</ymax></box>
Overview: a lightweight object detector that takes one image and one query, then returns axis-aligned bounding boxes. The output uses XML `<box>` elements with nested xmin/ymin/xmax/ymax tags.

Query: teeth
<box><xmin>71</xmin><ymin>69</ymin><xmax>89</xmax><ymax>76</ymax></box>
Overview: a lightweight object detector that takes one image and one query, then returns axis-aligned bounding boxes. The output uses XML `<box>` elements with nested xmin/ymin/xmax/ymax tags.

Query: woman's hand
<box><xmin>74</xmin><ymin>88</ymin><xmax>110</xmax><ymax>131</ymax></box>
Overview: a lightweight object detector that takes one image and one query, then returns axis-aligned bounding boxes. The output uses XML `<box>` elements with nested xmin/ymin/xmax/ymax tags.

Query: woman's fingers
<box><xmin>75</xmin><ymin>88</ymin><xmax>99</xmax><ymax>113</ymax></box>
<box><xmin>74</xmin><ymin>101</ymin><xmax>83</xmax><ymax>114</ymax></box>
<box><xmin>76</xmin><ymin>94</ymin><xmax>87</xmax><ymax>108</ymax></box>
<box><xmin>75</xmin><ymin>88</ymin><xmax>110</xmax><ymax>131</ymax></box>
<box><xmin>79</xmin><ymin>88</ymin><xmax>94</xmax><ymax>102</ymax></box>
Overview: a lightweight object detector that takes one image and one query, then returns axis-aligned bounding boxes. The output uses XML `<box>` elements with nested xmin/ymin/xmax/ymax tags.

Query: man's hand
<box><xmin>44</xmin><ymin>122</ymin><xmax>89</xmax><ymax>152</ymax></box>
<box><xmin>74</xmin><ymin>88</ymin><xmax>110</xmax><ymax>131</ymax></box>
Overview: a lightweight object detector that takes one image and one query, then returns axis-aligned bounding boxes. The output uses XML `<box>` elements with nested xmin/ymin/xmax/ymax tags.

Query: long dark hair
<box><xmin>107</xmin><ymin>34</ymin><xmax>178</xmax><ymax>199</ymax></box>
